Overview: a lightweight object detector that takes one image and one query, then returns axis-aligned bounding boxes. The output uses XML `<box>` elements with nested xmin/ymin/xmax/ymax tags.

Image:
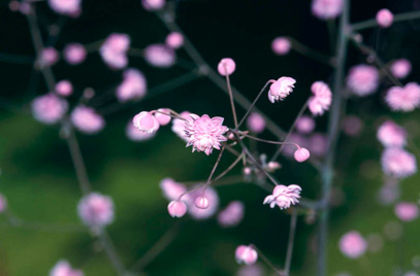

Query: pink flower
<box><xmin>235</xmin><ymin>245</ymin><xmax>258</xmax><ymax>265</ymax></box>
<box><xmin>263</xmin><ymin>184</ymin><xmax>301</xmax><ymax>209</ymax></box>
<box><xmin>117</xmin><ymin>69</ymin><xmax>147</xmax><ymax>102</ymax></box>
<box><xmin>71</xmin><ymin>106</ymin><xmax>105</xmax><ymax>134</ymax></box>
<box><xmin>78</xmin><ymin>193</ymin><xmax>114</xmax><ymax>228</ymax></box>
<box><xmin>0</xmin><ymin>194</ymin><xmax>7</xmax><ymax>213</ymax></box>
<box><xmin>154</xmin><ymin>108</ymin><xmax>172</xmax><ymax>126</ymax></box>
<box><xmin>308</xmin><ymin>81</ymin><xmax>332</xmax><ymax>116</ymax></box>
<box><xmin>217</xmin><ymin>201</ymin><xmax>244</xmax><ymax>228</ymax></box>
<box><xmin>339</xmin><ymin>231</ymin><xmax>367</xmax><ymax>259</ymax></box>
<box><xmin>377</xmin><ymin>120</ymin><xmax>406</xmax><ymax>147</ymax></box>
<box><xmin>186</xmin><ymin>186</ymin><xmax>219</xmax><ymax>220</ymax></box>
<box><xmin>308</xmin><ymin>133</ymin><xmax>328</xmax><ymax>157</ymax></box>
<box><xmin>40</xmin><ymin>47</ymin><xmax>59</xmax><ymax>67</ymax></box>
<box><xmin>271</xmin><ymin>37</ymin><xmax>291</xmax><ymax>55</ymax></box>
<box><xmin>311</xmin><ymin>0</ymin><xmax>343</xmax><ymax>20</ymax></box>
<box><xmin>268</xmin><ymin>77</ymin><xmax>296</xmax><ymax>103</ymax></box>
<box><xmin>294</xmin><ymin>147</ymin><xmax>310</xmax><ymax>162</ymax></box>
<box><xmin>391</xmin><ymin>59</ymin><xmax>411</xmax><ymax>79</ymax></box>
<box><xmin>166</xmin><ymin>32</ymin><xmax>184</xmax><ymax>49</ymax></box>
<box><xmin>381</xmin><ymin>147</ymin><xmax>417</xmax><ymax>178</ymax></box>
<box><xmin>32</xmin><ymin>94</ymin><xmax>68</xmax><ymax>124</ymax></box>
<box><xmin>217</xmin><ymin>58</ymin><xmax>236</xmax><ymax>76</ymax></box>
<box><xmin>64</xmin><ymin>43</ymin><xmax>86</xmax><ymax>65</ymax></box>
<box><xmin>55</xmin><ymin>80</ymin><xmax>73</xmax><ymax>97</ymax></box>
<box><xmin>142</xmin><ymin>0</ymin><xmax>165</xmax><ymax>11</ymax></box>
<box><xmin>194</xmin><ymin>196</ymin><xmax>209</xmax><ymax>209</ymax></box>
<box><xmin>167</xmin><ymin>200</ymin><xmax>187</xmax><ymax>218</ymax></box>
<box><xmin>100</xmin><ymin>33</ymin><xmax>130</xmax><ymax>69</ymax></box>
<box><xmin>376</xmin><ymin>9</ymin><xmax>394</xmax><ymax>28</ymax></box>
<box><xmin>144</xmin><ymin>44</ymin><xmax>176</xmax><ymax>68</ymax></box>
<box><xmin>126</xmin><ymin>121</ymin><xmax>155</xmax><ymax>142</ymax></box>
<box><xmin>247</xmin><ymin>112</ymin><xmax>265</xmax><ymax>133</ymax></box>
<box><xmin>342</xmin><ymin>115</ymin><xmax>363</xmax><ymax>137</ymax></box>
<box><xmin>185</xmin><ymin>114</ymin><xmax>228</xmax><ymax>155</ymax></box>
<box><xmin>133</xmin><ymin>111</ymin><xmax>160</xmax><ymax>134</ymax></box>
<box><xmin>296</xmin><ymin>116</ymin><xmax>315</xmax><ymax>134</ymax></box>
<box><xmin>395</xmin><ymin>202</ymin><xmax>419</xmax><ymax>222</ymax></box>
<box><xmin>237</xmin><ymin>264</ymin><xmax>263</xmax><ymax>276</ymax></box>
<box><xmin>50</xmin><ymin>260</ymin><xmax>83</xmax><ymax>276</ymax></box>
<box><xmin>160</xmin><ymin>178</ymin><xmax>187</xmax><ymax>201</ymax></box>
<box><xmin>347</xmin><ymin>65</ymin><xmax>379</xmax><ymax>96</ymax></box>
<box><xmin>48</xmin><ymin>0</ymin><xmax>81</xmax><ymax>16</ymax></box>
<box><xmin>386</xmin><ymin>83</ymin><xmax>420</xmax><ymax>112</ymax></box>
<box><xmin>171</xmin><ymin>111</ymin><xmax>198</xmax><ymax>141</ymax></box>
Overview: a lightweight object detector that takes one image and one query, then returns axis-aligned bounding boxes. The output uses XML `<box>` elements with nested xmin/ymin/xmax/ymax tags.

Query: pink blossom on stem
<box><xmin>100</xmin><ymin>33</ymin><xmax>130</xmax><ymax>69</ymax></box>
<box><xmin>235</xmin><ymin>245</ymin><xmax>258</xmax><ymax>265</ymax></box>
<box><xmin>395</xmin><ymin>202</ymin><xmax>419</xmax><ymax>222</ymax></box>
<box><xmin>194</xmin><ymin>196</ymin><xmax>209</xmax><ymax>209</ymax></box>
<box><xmin>78</xmin><ymin>193</ymin><xmax>114</xmax><ymax>228</ymax></box>
<box><xmin>263</xmin><ymin>184</ymin><xmax>301</xmax><ymax>209</ymax></box>
<box><xmin>376</xmin><ymin>9</ymin><xmax>394</xmax><ymax>28</ymax></box>
<box><xmin>381</xmin><ymin>147</ymin><xmax>417</xmax><ymax>178</ymax></box>
<box><xmin>0</xmin><ymin>194</ymin><xmax>7</xmax><ymax>213</ymax></box>
<box><xmin>171</xmin><ymin>111</ymin><xmax>198</xmax><ymax>141</ymax></box>
<box><xmin>71</xmin><ymin>106</ymin><xmax>105</xmax><ymax>134</ymax></box>
<box><xmin>186</xmin><ymin>186</ymin><xmax>219</xmax><ymax>220</ymax></box>
<box><xmin>271</xmin><ymin>37</ymin><xmax>291</xmax><ymax>55</ymax></box>
<box><xmin>64</xmin><ymin>43</ymin><xmax>86</xmax><ymax>65</ymax></box>
<box><xmin>386</xmin><ymin>83</ymin><xmax>420</xmax><ymax>112</ymax></box>
<box><xmin>342</xmin><ymin>115</ymin><xmax>363</xmax><ymax>137</ymax></box>
<box><xmin>294</xmin><ymin>147</ymin><xmax>310</xmax><ymax>162</ymax></box>
<box><xmin>126</xmin><ymin>121</ymin><xmax>155</xmax><ymax>142</ymax></box>
<box><xmin>296</xmin><ymin>116</ymin><xmax>315</xmax><ymax>134</ymax></box>
<box><xmin>154</xmin><ymin>108</ymin><xmax>172</xmax><ymax>126</ymax></box>
<box><xmin>117</xmin><ymin>69</ymin><xmax>147</xmax><ymax>102</ymax></box>
<box><xmin>346</xmin><ymin>65</ymin><xmax>379</xmax><ymax>96</ymax></box>
<box><xmin>308</xmin><ymin>133</ymin><xmax>328</xmax><ymax>157</ymax></box>
<box><xmin>185</xmin><ymin>114</ymin><xmax>228</xmax><ymax>155</ymax></box>
<box><xmin>311</xmin><ymin>0</ymin><xmax>343</xmax><ymax>20</ymax></box>
<box><xmin>32</xmin><ymin>94</ymin><xmax>68</xmax><ymax>124</ymax></box>
<box><xmin>268</xmin><ymin>77</ymin><xmax>296</xmax><ymax>103</ymax></box>
<box><xmin>50</xmin><ymin>260</ymin><xmax>83</xmax><ymax>276</ymax></box>
<box><xmin>246</xmin><ymin>112</ymin><xmax>265</xmax><ymax>133</ymax></box>
<box><xmin>55</xmin><ymin>80</ymin><xmax>73</xmax><ymax>97</ymax></box>
<box><xmin>308</xmin><ymin>81</ymin><xmax>332</xmax><ymax>116</ymax></box>
<box><xmin>142</xmin><ymin>0</ymin><xmax>165</xmax><ymax>11</ymax></box>
<box><xmin>133</xmin><ymin>111</ymin><xmax>160</xmax><ymax>134</ymax></box>
<box><xmin>377</xmin><ymin>120</ymin><xmax>406</xmax><ymax>148</ymax></box>
<box><xmin>48</xmin><ymin>0</ymin><xmax>81</xmax><ymax>16</ymax></box>
<box><xmin>160</xmin><ymin>178</ymin><xmax>187</xmax><ymax>201</ymax></box>
<box><xmin>390</xmin><ymin>59</ymin><xmax>411</xmax><ymax>79</ymax></box>
<box><xmin>339</xmin><ymin>231</ymin><xmax>367</xmax><ymax>259</ymax></box>
<box><xmin>40</xmin><ymin>47</ymin><xmax>59</xmax><ymax>67</ymax></box>
<box><xmin>167</xmin><ymin>200</ymin><xmax>187</xmax><ymax>218</ymax></box>
<box><xmin>165</xmin><ymin>32</ymin><xmax>184</xmax><ymax>49</ymax></box>
<box><xmin>217</xmin><ymin>201</ymin><xmax>244</xmax><ymax>228</ymax></box>
<box><xmin>217</xmin><ymin>58</ymin><xmax>236</xmax><ymax>76</ymax></box>
<box><xmin>144</xmin><ymin>44</ymin><xmax>176</xmax><ymax>68</ymax></box>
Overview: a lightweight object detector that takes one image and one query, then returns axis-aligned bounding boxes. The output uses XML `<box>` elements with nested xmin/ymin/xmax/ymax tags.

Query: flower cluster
<box><xmin>308</xmin><ymin>81</ymin><xmax>332</xmax><ymax>116</ymax></box>
<box><xmin>100</xmin><ymin>33</ymin><xmax>131</xmax><ymax>69</ymax></box>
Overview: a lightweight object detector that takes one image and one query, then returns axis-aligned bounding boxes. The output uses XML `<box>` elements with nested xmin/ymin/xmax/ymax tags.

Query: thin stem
<box><xmin>225</xmin><ymin>72</ymin><xmax>239</xmax><ymax>128</ymax></box>
<box><xmin>284</xmin><ymin>209</ymin><xmax>298</xmax><ymax>276</ymax></box>
<box><xmin>213</xmin><ymin>153</ymin><xmax>244</xmax><ymax>182</ymax></box>
<box><xmin>205</xmin><ymin>146</ymin><xmax>226</xmax><ymax>185</ymax></box>
<box><xmin>289</xmin><ymin>37</ymin><xmax>335</xmax><ymax>67</ymax></box>
<box><xmin>98</xmin><ymin>230</ymin><xmax>126</xmax><ymax>275</ymax></box>
<box><xmin>251</xmin><ymin>245</ymin><xmax>283</xmax><ymax>275</ymax></box>
<box><xmin>352</xmin><ymin>10</ymin><xmax>420</xmax><ymax>32</ymax></box>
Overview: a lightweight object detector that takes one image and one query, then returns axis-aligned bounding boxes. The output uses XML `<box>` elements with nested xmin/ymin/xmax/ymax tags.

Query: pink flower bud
<box><xmin>55</xmin><ymin>80</ymin><xmax>73</xmax><ymax>97</ymax></box>
<box><xmin>32</xmin><ymin>94</ymin><xmax>68</xmax><ymax>124</ymax></box>
<box><xmin>154</xmin><ymin>108</ymin><xmax>172</xmax><ymax>125</ymax></box>
<box><xmin>376</xmin><ymin>9</ymin><xmax>393</xmax><ymax>28</ymax></box>
<box><xmin>48</xmin><ymin>0</ymin><xmax>81</xmax><ymax>16</ymax></box>
<box><xmin>268</xmin><ymin>77</ymin><xmax>296</xmax><ymax>103</ymax></box>
<box><xmin>217</xmin><ymin>201</ymin><xmax>244</xmax><ymax>227</ymax></box>
<box><xmin>391</xmin><ymin>59</ymin><xmax>411</xmax><ymax>79</ymax></box>
<box><xmin>339</xmin><ymin>231</ymin><xmax>367</xmax><ymax>259</ymax></box>
<box><xmin>347</xmin><ymin>65</ymin><xmax>379</xmax><ymax>96</ymax></box>
<box><xmin>117</xmin><ymin>69</ymin><xmax>147</xmax><ymax>102</ymax></box>
<box><xmin>311</xmin><ymin>0</ymin><xmax>343</xmax><ymax>20</ymax></box>
<box><xmin>267</xmin><ymin>161</ymin><xmax>281</xmax><ymax>171</ymax></box>
<box><xmin>142</xmin><ymin>0</ymin><xmax>165</xmax><ymax>11</ymax></box>
<box><xmin>167</xmin><ymin>200</ymin><xmax>187</xmax><ymax>218</ymax></box>
<box><xmin>294</xmin><ymin>147</ymin><xmax>310</xmax><ymax>162</ymax></box>
<box><xmin>247</xmin><ymin>112</ymin><xmax>265</xmax><ymax>133</ymax></box>
<box><xmin>395</xmin><ymin>202</ymin><xmax>419</xmax><ymax>222</ymax></box>
<box><xmin>144</xmin><ymin>44</ymin><xmax>176</xmax><ymax>68</ymax></box>
<box><xmin>296</xmin><ymin>116</ymin><xmax>315</xmax><ymax>134</ymax></box>
<box><xmin>78</xmin><ymin>193</ymin><xmax>114</xmax><ymax>228</ymax></box>
<box><xmin>40</xmin><ymin>47</ymin><xmax>59</xmax><ymax>67</ymax></box>
<box><xmin>243</xmin><ymin>167</ymin><xmax>252</xmax><ymax>175</ymax></box>
<box><xmin>377</xmin><ymin>120</ymin><xmax>406</xmax><ymax>148</ymax></box>
<box><xmin>64</xmin><ymin>43</ymin><xmax>86</xmax><ymax>65</ymax></box>
<box><xmin>235</xmin><ymin>245</ymin><xmax>258</xmax><ymax>265</ymax></box>
<box><xmin>100</xmin><ymin>33</ymin><xmax>130</xmax><ymax>69</ymax></box>
<box><xmin>217</xmin><ymin>58</ymin><xmax>236</xmax><ymax>76</ymax></box>
<box><xmin>166</xmin><ymin>32</ymin><xmax>184</xmax><ymax>49</ymax></box>
<box><xmin>133</xmin><ymin>111</ymin><xmax>160</xmax><ymax>134</ymax></box>
<box><xmin>71</xmin><ymin>106</ymin><xmax>105</xmax><ymax>134</ymax></box>
<box><xmin>50</xmin><ymin>260</ymin><xmax>83</xmax><ymax>276</ymax></box>
<box><xmin>271</xmin><ymin>37</ymin><xmax>291</xmax><ymax>55</ymax></box>
<box><xmin>126</xmin><ymin>122</ymin><xmax>155</xmax><ymax>142</ymax></box>
<box><xmin>194</xmin><ymin>196</ymin><xmax>209</xmax><ymax>209</ymax></box>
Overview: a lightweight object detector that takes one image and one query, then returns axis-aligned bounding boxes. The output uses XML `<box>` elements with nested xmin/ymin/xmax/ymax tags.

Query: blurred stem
<box><xmin>289</xmin><ymin>37</ymin><xmax>335</xmax><ymax>67</ymax></box>
<box><xmin>284</xmin><ymin>209</ymin><xmax>298</xmax><ymax>276</ymax></box>
<box><xmin>352</xmin><ymin>10</ymin><xmax>420</xmax><ymax>32</ymax></box>
<box><xmin>251</xmin><ymin>245</ymin><xmax>283</xmax><ymax>275</ymax></box>
<box><xmin>224</xmin><ymin>72</ymin><xmax>239</xmax><ymax>128</ymax></box>
<box><xmin>317</xmin><ymin>1</ymin><xmax>350</xmax><ymax>276</ymax></box>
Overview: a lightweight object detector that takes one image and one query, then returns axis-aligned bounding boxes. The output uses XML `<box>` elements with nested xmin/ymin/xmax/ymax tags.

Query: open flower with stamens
<box><xmin>185</xmin><ymin>114</ymin><xmax>228</xmax><ymax>155</ymax></box>
<box><xmin>268</xmin><ymin>77</ymin><xmax>296</xmax><ymax>103</ymax></box>
<box><xmin>263</xmin><ymin>184</ymin><xmax>301</xmax><ymax>209</ymax></box>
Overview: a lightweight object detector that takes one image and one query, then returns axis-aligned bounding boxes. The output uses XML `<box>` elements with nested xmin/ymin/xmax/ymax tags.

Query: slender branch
<box><xmin>289</xmin><ymin>37</ymin><xmax>336</xmax><ymax>67</ymax></box>
<box><xmin>284</xmin><ymin>209</ymin><xmax>298</xmax><ymax>276</ymax></box>
<box><xmin>251</xmin><ymin>245</ymin><xmax>283</xmax><ymax>275</ymax></box>
<box><xmin>205</xmin><ymin>146</ymin><xmax>226</xmax><ymax>185</ymax></box>
<box><xmin>224</xmin><ymin>72</ymin><xmax>239</xmax><ymax>128</ymax></box>
<box><xmin>213</xmin><ymin>152</ymin><xmax>244</xmax><ymax>182</ymax></box>
<box><xmin>352</xmin><ymin>10</ymin><xmax>420</xmax><ymax>32</ymax></box>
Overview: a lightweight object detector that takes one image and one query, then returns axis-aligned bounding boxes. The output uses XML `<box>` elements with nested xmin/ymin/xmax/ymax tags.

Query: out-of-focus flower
<box><xmin>268</xmin><ymin>77</ymin><xmax>296</xmax><ymax>103</ymax></box>
<box><xmin>133</xmin><ymin>111</ymin><xmax>160</xmax><ymax>134</ymax></box>
<box><xmin>185</xmin><ymin>114</ymin><xmax>228</xmax><ymax>155</ymax></box>
<box><xmin>236</xmin><ymin>264</ymin><xmax>263</xmax><ymax>276</ymax></box>
<box><xmin>0</xmin><ymin>194</ymin><xmax>7</xmax><ymax>213</ymax></box>
<box><xmin>386</xmin><ymin>83</ymin><xmax>420</xmax><ymax>112</ymax></box>
<box><xmin>342</xmin><ymin>115</ymin><xmax>363</xmax><ymax>137</ymax></box>
<box><xmin>117</xmin><ymin>69</ymin><xmax>147</xmax><ymax>102</ymax></box>
<box><xmin>391</xmin><ymin>59</ymin><xmax>411</xmax><ymax>79</ymax></box>
<box><xmin>247</xmin><ymin>112</ymin><xmax>265</xmax><ymax>133</ymax></box>
<box><xmin>308</xmin><ymin>81</ymin><xmax>332</xmax><ymax>116</ymax></box>
<box><xmin>377</xmin><ymin>120</ymin><xmax>406</xmax><ymax>148</ymax></box>
<box><xmin>395</xmin><ymin>202</ymin><xmax>419</xmax><ymax>222</ymax></box>
<box><xmin>126</xmin><ymin>121</ymin><xmax>155</xmax><ymax>142</ymax></box>
<box><xmin>167</xmin><ymin>200</ymin><xmax>187</xmax><ymax>218</ymax></box>
<box><xmin>50</xmin><ymin>260</ymin><xmax>83</xmax><ymax>276</ymax></box>
<box><xmin>40</xmin><ymin>47</ymin><xmax>59</xmax><ymax>67</ymax></box>
<box><xmin>160</xmin><ymin>178</ymin><xmax>186</xmax><ymax>201</ymax></box>
<box><xmin>311</xmin><ymin>0</ymin><xmax>343</xmax><ymax>20</ymax></box>
<box><xmin>218</xmin><ymin>201</ymin><xmax>244</xmax><ymax>228</ymax></box>
<box><xmin>294</xmin><ymin>147</ymin><xmax>310</xmax><ymax>162</ymax></box>
<box><xmin>71</xmin><ymin>106</ymin><xmax>105</xmax><ymax>134</ymax></box>
<box><xmin>376</xmin><ymin>9</ymin><xmax>394</xmax><ymax>28</ymax></box>
<box><xmin>235</xmin><ymin>245</ymin><xmax>258</xmax><ymax>265</ymax></box>
<box><xmin>64</xmin><ymin>43</ymin><xmax>86</xmax><ymax>65</ymax></box>
<box><xmin>308</xmin><ymin>133</ymin><xmax>328</xmax><ymax>156</ymax></box>
<box><xmin>165</xmin><ymin>32</ymin><xmax>184</xmax><ymax>49</ymax></box>
<box><xmin>48</xmin><ymin>0</ymin><xmax>81</xmax><ymax>16</ymax></box>
<box><xmin>78</xmin><ymin>193</ymin><xmax>114</xmax><ymax>228</ymax></box>
<box><xmin>217</xmin><ymin>58</ymin><xmax>236</xmax><ymax>76</ymax></box>
<box><xmin>271</xmin><ymin>37</ymin><xmax>291</xmax><ymax>55</ymax></box>
<box><xmin>100</xmin><ymin>33</ymin><xmax>130</xmax><ymax>69</ymax></box>
<box><xmin>339</xmin><ymin>231</ymin><xmax>367</xmax><ymax>259</ymax></box>
<box><xmin>32</xmin><ymin>94</ymin><xmax>68</xmax><ymax>124</ymax></box>
<box><xmin>154</xmin><ymin>108</ymin><xmax>171</xmax><ymax>126</ymax></box>
<box><xmin>347</xmin><ymin>65</ymin><xmax>379</xmax><ymax>96</ymax></box>
<box><xmin>186</xmin><ymin>186</ymin><xmax>219</xmax><ymax>220</ymax></box>
<box><xmin>381</xmin><ymin>147</ymin><xmax>417</xmax><ymax>178</ymax></box>
<box><xmin>55</xmin><ymin>80</ymin><xmax>73</xmax><ymax>97</ymax></box>
<box><xmin>144</xmin><ymin>44</ymin><xmax>175</xmax><ymax>68</ymax></box>
<box><xmin>296</xmin><ymin>116</ymin><xmax>315</xmax><ymax>134</ymax></box>
<box><xmin>263</xmin><ymin>184</ymin><xmax>301</xmax><ymax>209</ymax></box>
<box><xmin>142</xmin><ymin>0</ymin><xmax>165</xmax><ymax>11</ymax></box>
